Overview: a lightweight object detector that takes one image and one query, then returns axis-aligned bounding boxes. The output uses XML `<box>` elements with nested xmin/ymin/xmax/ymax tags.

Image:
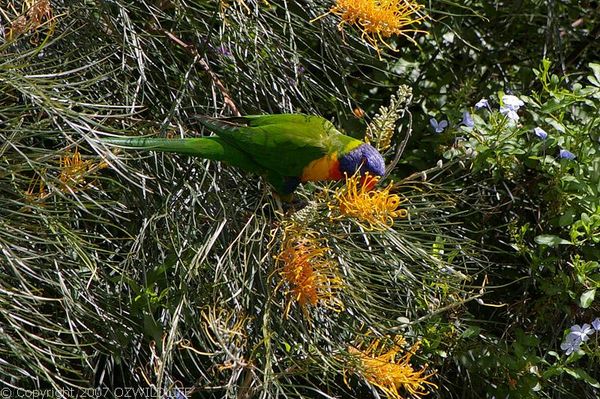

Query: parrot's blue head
<box><xmin>339</xmin><ymin>143</ymin><xmax>385</xmax><ymax>178</ymax></box>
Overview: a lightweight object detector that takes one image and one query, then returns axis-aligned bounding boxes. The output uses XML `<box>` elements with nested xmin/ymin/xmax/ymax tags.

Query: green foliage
<box><xmin>2</xmin><ymin>0</ymin><xmax>600</xmax><ymax>398</ymax></box>
<box><xmin>431</xmin><ymin>58</ymin><xmax>600</xmax><ymax>397</ymax></box>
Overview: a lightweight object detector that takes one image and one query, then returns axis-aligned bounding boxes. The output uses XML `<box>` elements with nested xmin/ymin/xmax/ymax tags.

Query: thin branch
<box><xmin>160</xmin><ymin>29</ymin><xmax>241</xmax><ymax>116</ymax></box>
<box><xmin>383</xmin><ymin>109</ymin><xmax>412</xmax><ymax>181</ymax></box>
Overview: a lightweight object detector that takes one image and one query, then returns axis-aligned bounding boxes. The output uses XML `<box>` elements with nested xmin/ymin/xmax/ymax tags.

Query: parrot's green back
<box><xmin>197</xmin><ymin>114</ymin><xmax>360</xmax><ymax>178</ymax></box>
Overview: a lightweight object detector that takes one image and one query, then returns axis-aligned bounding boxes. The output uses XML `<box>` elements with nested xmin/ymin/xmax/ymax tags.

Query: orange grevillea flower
<box><xmin>24</xmin><ymin>148</ymin><xmax>107</xmax><ymax>201</ymax></box>
<box><xmin>25</xmin><ymin>169</ymin><xmax>48</xmax><ymax>201</ymax></box>
<box><xmin>277</xmin><ymin>223</ymin><xmax>343</xmax><ymax>313</ymax></box>
<box><xmin>7</xmin><ymin>0</ymin><xmax>55</xmax><ymax>41</ymax></box>
<box><xmin>59</xmin><ymin>148</ymin><xmax>108</xmax><ymax>192</ymax></box>
<box><xmin>331</xmin><ymin>173</ymin><xmax>408</xmax><ymax>230</ymax></box>
<box><xmin>349</xmin><ymin>337</ymin><xmax>437</xmax><ymax>399</ymax></box>
<box><xmin>315</xmin><ymin>0</ymin><xmax>426</xmax><ymax>54</ymax></box>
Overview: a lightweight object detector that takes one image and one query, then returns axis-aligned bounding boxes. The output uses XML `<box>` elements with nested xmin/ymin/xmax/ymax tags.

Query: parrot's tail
<box><xmin>100</xmin><ymin>136</ymin><xmax>220</xmax><ymax>156</ymax></box>
<box><xmin>99</xmin><ymin>135</ymin><xmax>262</xmax><ymax>172</ymax></box>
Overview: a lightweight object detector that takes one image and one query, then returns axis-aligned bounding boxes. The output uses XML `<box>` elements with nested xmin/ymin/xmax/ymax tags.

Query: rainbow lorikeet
<box><xmin>100</xmin><ymin>114</ymin><xmax>385</xmax><ymax>195</ymax></box>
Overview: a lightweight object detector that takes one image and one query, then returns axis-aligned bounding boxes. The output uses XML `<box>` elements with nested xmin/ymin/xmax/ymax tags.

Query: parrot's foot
<box><xmin>278</xmin><ymin>194</ymin><xmax>308</xmax><ymax>214</ymax></box>
<box><xmin>271</xmin><ymin>192</ymin><xmax>308</xmax><ymax>216</ymax></box>
<box><xmin>283</xmin><ymin>196</ymin><xmax>308</xmax><ymax>213</ymax></box>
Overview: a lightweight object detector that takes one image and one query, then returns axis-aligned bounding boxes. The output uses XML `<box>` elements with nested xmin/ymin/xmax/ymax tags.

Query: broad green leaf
<box><xmin>542</xmin><ymin>365</ymin><xmax>563</xmax><ymax>379</ymax></box>
<box><xmin>534</xmin><ymin>235</ymin><xmax>572</xmax><ymax>247</ymax></box>
<box><xmin>564</xmin><ymin>367</ymin><xmax>600</xmax><ymax>388</ymax></box>
<box><xmin>461</xmin><ymin>326</ymin><xmax>481</xmax><ymax>338</ymax></box>
<box><xmin>546</xmin><ymin>118</ymin><xmax>566</xmax><ymax>133</ymax></box>
<box><xmin>580</xmin><ymin>289</ymin><xmax>596</xmax><ymax>308</ymax></box>
<box><xmin>558</xmin><ymin>209</ymin><xmax>577</xmax><ymax>226</ymax></box>
<box><xmin>589</xmin><ymin>63</ymin><xmax>600</xmax><ymax>87</ymax></box>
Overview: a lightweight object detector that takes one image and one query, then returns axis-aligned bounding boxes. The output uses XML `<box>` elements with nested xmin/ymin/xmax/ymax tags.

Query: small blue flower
<box><xmin>430</xmin><ymin>118</ymin><xmax>448</xmax><ymax>134</ymax></box>
<box><xmin>461</xmin><ymin>111</ymin><xmax>475</xmax><ymax>128</ymax></box>
<box><xmin>502</xmin><ymin>94</ymin><xmax>525</xmax><ymax>111</ymax></box>
<box><xmin>166</xmin><ymin>389</ymin><xmax>188</xmax><ymax>399</ymax></box>
<box><xmin>570</xmin><ymin>323</ymin><xmax>593</xmax><ymax>342</ymax></box>
<box><xmin>217</xmin><ymin>46</ymin><xmax>233</xmax><ymax>57</ymax></box>
<box><xmin>559</xmin><ymin>149</ymin><xmax>576</xmax><ymax>160</ymax></box>
<box><xmin>500</xmin><ymin>106</ymin><xmax>519</xmax><ymax>121</ymax></box>
<box><xmin>533</xmin><ymin>127</ymin><xmax>548</xmax><ymax>140</ymax></box>
<box><xmin>592</xmin><ymin>318</ymin><xmax>600</xmax><ymax>331</ymax></box>
<box><xmin>474</xmin><ymin>98</ymin><xmax>489</xmax><ymax>110</ymax></box>
<box><xmin>561</xmin><ymin>333</ymin><xmax>582</xmax><ymax>355</ymax></box>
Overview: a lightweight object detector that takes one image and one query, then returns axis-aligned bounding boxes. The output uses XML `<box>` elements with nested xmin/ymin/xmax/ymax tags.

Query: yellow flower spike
<box><xmin>24</xmin><ymin>170</ymin><xmax>49</xmax><ymax>201</ymax></box>
<box><xmin>331</xmin><ymin>173</ymin><xmax>408</xmax><ymax>231</ymax></box>
<box><xmin>349</xmin><ymin>337</ymin><xmax>437</xmax><ymax>399</ymax></box>
<box><xmin>314</xmin><ymin>0</ymin><xmax>427</xmax><ymax>56</ymax></box>
<box><xmin>276</xmin><ymin>223</ymin><xmax>343</xmax><ymax>314</ymax></box>
<box><xmin>366</xmin><ymin>85</ymin><xmax>413</xmax><ymax>152</ymax></box>
<box><xmin>7</xmin><ymin>0</ymin><xmax>56</xmax><ymax>42</ymax></box>
<box><xmin>59</xmin><ymin>147</ymin><xmax>108</xmax><ymax>193</ymax></box>
<box><xmin>24</xmin><ymin>148</ymin><xmax>108</xmax><ymax>203</ymax></box>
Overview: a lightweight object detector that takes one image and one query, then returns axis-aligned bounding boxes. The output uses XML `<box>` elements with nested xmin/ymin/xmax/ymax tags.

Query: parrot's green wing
<box><xmin>197</xmin><ymin>114</ymin><xmax>354</xmax><ymax>177</ymax></box>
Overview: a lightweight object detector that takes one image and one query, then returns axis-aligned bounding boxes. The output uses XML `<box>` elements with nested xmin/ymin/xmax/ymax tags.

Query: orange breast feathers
<box><xmin>300</xmin><ymin>153</ymin><xmax>343</xmax><ymax>182</ymax></box>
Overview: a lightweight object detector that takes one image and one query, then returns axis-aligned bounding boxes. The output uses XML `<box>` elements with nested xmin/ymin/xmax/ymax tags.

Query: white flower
<box><xmin>500</xmin><ymin>106</ymin><xmax>519</xmax><ymax>121</ymax></box>
<box><xmin>474</xmin><ymin>98</ymin><xmax>489</xmax><ymax>110</ymax></box>
<box><xmin>502</xmin><ymin>94</ymin><xmax>524</xmax><ymax>111</ymax></box>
